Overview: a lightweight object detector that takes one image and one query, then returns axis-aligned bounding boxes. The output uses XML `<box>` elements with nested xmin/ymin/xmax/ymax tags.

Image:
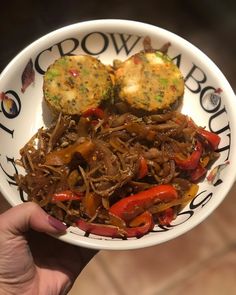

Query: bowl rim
<box><xmin>0</xmin><ymin>19</ymin><xmax>236</xmax><ymax>250</ymax></box>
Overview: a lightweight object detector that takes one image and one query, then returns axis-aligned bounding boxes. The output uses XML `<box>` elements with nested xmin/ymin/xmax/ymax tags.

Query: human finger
<box><xmin>0</xmin><ymin>202</ymin><xmax>67</xmax><ymax>237</ymax></box>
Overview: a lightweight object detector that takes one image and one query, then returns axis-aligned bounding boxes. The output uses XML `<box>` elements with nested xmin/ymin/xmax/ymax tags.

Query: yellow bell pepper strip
<box><xmin>44</xmin><ymin>140</ymin><xmax>95</xmax><ymax>166</ymax></box>
<box><xmin>82</xmin><ymin>192</ymin><xmax>101</xmax><ymax>218</ymax></box>
<box><xmin>76</xmin><ymin>211</ymin><xmax>154</xmax><ymax>238</ymax></box>
<box><xmin>109</xmin><ymin>212</ymin><xmax>127</xmax><ymax>228</ymax></box>
<box><xmin>197</xmin><ymin>128</ymin><xmax>221</xmax><ymax>150</ymax></box>
<box><xmin>51</xmin><ymin>190</ymin><xmax>83</xmax><ymax>203</ymax></box>
<box><xmin>174</xmin><ymin>141</ymin><xmax>202</xmax><ymax>170</ymax></box>
<box><xmin>109</xmin><ymin>184</ymin><xmax>178</xmax><ymax>223</ymax></box>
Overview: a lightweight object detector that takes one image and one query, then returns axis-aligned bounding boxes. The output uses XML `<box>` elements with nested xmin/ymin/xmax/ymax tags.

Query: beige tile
<box><xmin>97</xmin><ymin>216</ymin><xmax>226</xmax><ymax>295</ymax></box>
<box><xmin>162</xmin><ymin>245</ymin><xmax>236</xmax><ymax>295</ymax></box>
<box><xmin>68</xmin><ymin>252</ymin><xmax>124</xmax><ymax>295</ymax></box>
<box><xmin>209</xmin><ymin>181</ymin><xmax>236</xmax><ymax>243</ymax></box>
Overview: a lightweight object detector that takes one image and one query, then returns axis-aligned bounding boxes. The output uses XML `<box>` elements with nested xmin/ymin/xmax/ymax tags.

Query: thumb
<box><xmin>0</xmin><ymin>202</ymin><xmax>67</xmax><ymax>236</ymax></box>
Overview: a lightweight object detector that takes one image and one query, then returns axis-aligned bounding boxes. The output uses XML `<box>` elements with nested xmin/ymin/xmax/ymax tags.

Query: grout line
<box><xmin>96</xmin><ymin>253</ymin><xmax>127</xmax><ymax>295</ymax></box>
<box><xmin>149</xmin><ymin>242</ymin><xmax>236</xmax><ymax>295</ymax></box>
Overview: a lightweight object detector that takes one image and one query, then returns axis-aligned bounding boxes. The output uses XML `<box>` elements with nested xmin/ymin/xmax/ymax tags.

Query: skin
<box><xmin>0</xmin><ymin>202</ymin><xmax>97</xmax><ymax>295</ymax></box>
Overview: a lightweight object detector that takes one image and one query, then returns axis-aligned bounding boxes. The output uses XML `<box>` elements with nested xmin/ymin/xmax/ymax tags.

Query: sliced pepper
<box><xmin>138</xmin><ymin>156</ymin><xmax>148</xmax><ymax>179</ymax></box>
<box><xmin>51</xmin><ymin>190</ymin><xmax>82</xmax><ymax>203</ymax></box>
<box><xmin>76</xmin><ymin>219</ymin><xmax>122</xmax><ymax>238</ymax></box>
<box><xmin>82</xmin><ymin>107</ymin><xmax>105</xmax><ymax>119</ymax></box>
<box><xmin>187</xmin><ymin>119</ymin><xmax>220</xmax><ymax>150</ymax></box>
<box><xmin>174</xmin><ymin>140</ymin><xmax>202</xmax><ymax>170</ymax></box>
<box><xmin>127</xmin><ymin>211</ymin><xmax>154</xmax><ymax>237</ymax></box>
<box><xmin>82</xmin><ymin>192</ymin><xmax>101</xmax><ymax>218</ymax></box>
<box><xmin>109</xmin><ymin>184</ymin><xmax>178</xmax><ymax>222</ymax></box>
<box><xmin>197</xmin><ymin>128</ymin><xmax>221</xmax><ymax>150</ymax></box>
<box><xmin>189</xmin><ymin>164</ymin><xmax>207</xmax><ymax>183</ymax></box>
<box><xmin>149</xmin><ymin>183</ymin><xmax>199</xmax><ymax>213</ymax></box>
<box><xmin>157</xmin><ymin>207</ymin><xmax>175</xmax><ymax>226</ymax></box>
<box><xmin>44</xmin><ymin>140</ymin><xmax>95</xmax><ymax>166</ymax></box>
<box><xmin>76</xmin><ymin>211</ymin><xmax>154</xmax><ymax>238</ymax></box>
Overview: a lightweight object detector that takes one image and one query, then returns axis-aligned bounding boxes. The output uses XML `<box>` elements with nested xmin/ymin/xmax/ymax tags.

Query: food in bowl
<box><xmin>15</xmin><ymin>50</ymin><xmax>221</xmax><ymax>239</ymax></box>
<box><xmin>0</xmin><ymin>19</ymin><xmax>235</xmax><ymax>250</ymax></box>
<box><xmin>43</xmin><ymin>55</ymin><xmax>113</xmax><ymax>115</ymax></box>
<box><xmin>114</xmin><ymin>50</ymin><xmax>184</xmax><ymax>112</ymax></box>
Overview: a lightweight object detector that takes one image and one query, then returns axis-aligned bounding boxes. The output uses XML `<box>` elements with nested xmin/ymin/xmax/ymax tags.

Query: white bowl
<box><xmin>0</xmin><ymin>19</ymin><xmax>235</xmax><ymax>250</ymax></box>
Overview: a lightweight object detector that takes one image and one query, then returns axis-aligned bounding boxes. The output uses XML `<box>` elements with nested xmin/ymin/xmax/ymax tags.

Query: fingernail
<box><xmin>48</xmin><ymin>215</ymin><xmax>67</xmax><ymax>231</ymax></box>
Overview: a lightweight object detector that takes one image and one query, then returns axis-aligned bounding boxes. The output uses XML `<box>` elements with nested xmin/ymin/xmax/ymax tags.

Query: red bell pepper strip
<box><xmin>109</xmin><ymin>184</ymin><xmax>178</xmax><ymax>222</ymax></box>
<box><xmin>158</xmin><ymin>207</ymin><xmax>175</xmax><ymax>226</ymax></box>
<box><xmin>51</xmin><ymin>190</ymin><xmax>82</xmax><ymax>203</ymax></box>
<box><xmin>174</xmin><ymin>141</ymin><xmax>202</xmax><ymax>170</ymax></box>
<box><xmin>76</xmin><ymin>211</ymin><xmax>154</xmax><ymax>238</ymax></box>
<box><xmin>76</xmin><ymin>219</ymin><xmax>122</xmax><ymax>238</ymax></box>
<box><xmin>126</xmin><ymin>211</ymin><xmax>154</xmax><ymax>237</ymax></box>
<box><xmin>189</xmin><ymin>164</ymin><xmax>207</xmax><ymax>183</ymax></box>
<box><xmin>187</xmin><ymin>119</ymin><xmax>220</xmax><ymax>150</ymax></box>
<box><xmin>197</xmin><ymin>128</ymin><xmax>220</xmax><ymax>150</ymax></box>
<box><xmin>82</xmin><ymin>107</ymin><xmax>105</xmax><ymax>119</ymax></box>
<box><xmin>138</xmin><ymin>156</ymin><xmax>148</xmax><ymax>179</ymax></box>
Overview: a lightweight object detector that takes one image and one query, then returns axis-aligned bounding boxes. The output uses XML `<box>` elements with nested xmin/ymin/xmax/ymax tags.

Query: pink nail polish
<box><xmin>48</xmin><ymin>215</ymin><xmax>67</xmax><ymax>231</ymax></box>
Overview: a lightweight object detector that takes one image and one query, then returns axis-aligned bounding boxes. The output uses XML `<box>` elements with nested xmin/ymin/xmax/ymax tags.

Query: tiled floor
<box><xmin>1</xmin><ymin>182</ymin><xmax>235</xmax><ymax>294</ymax></box>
